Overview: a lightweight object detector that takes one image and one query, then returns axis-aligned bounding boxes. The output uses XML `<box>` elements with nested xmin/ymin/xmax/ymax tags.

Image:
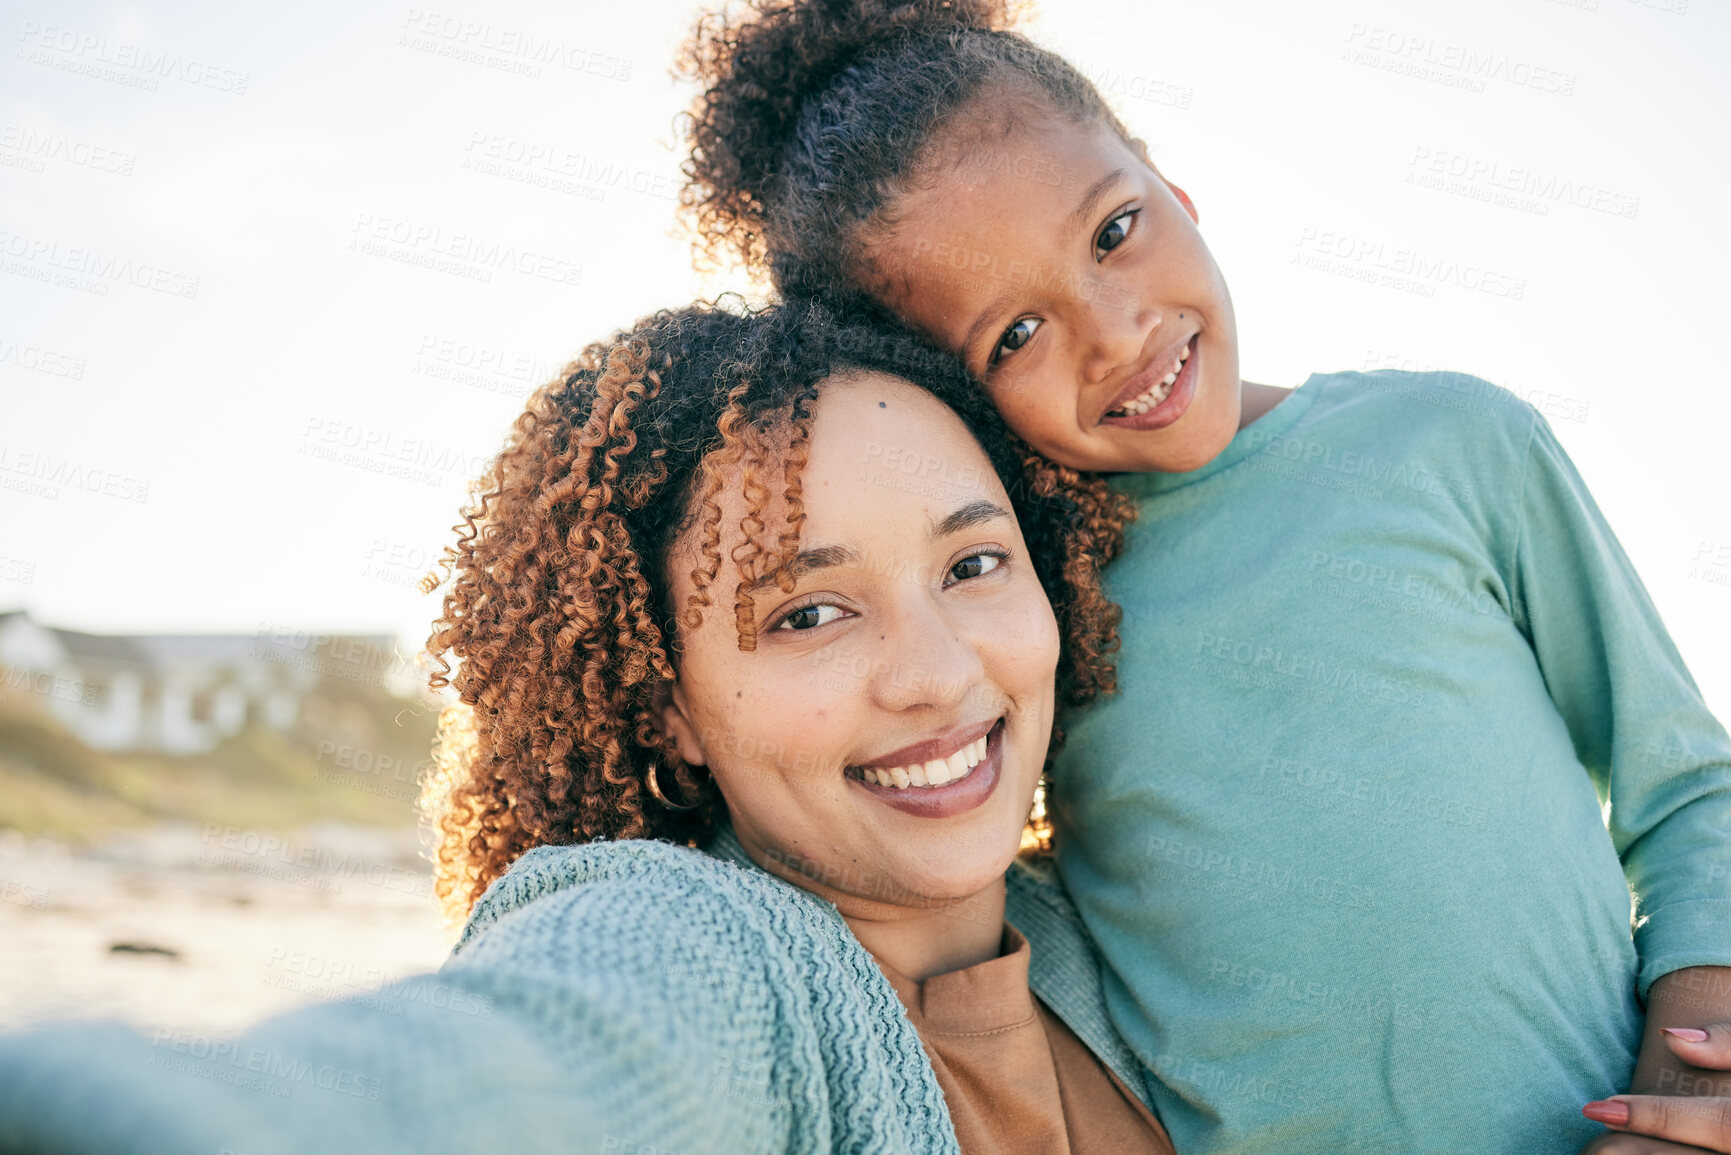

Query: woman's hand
<box><xmin>1582</xmin><ymin>1025</ymin><xmax>1731</xmax><ymax>1153</ymax></box>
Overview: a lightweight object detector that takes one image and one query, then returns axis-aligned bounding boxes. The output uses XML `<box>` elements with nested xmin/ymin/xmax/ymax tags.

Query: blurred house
<box><xmin>0</xmin><ymin>611</ymin><xmax>414</xmax><ymax>755</ymax></box>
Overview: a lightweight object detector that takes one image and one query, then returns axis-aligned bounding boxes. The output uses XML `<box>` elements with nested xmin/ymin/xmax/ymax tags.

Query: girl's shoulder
<box><xmin>1302</xmin><ymin>367</ymin><xmax>1543</xmax><ymax>447</ymax></box>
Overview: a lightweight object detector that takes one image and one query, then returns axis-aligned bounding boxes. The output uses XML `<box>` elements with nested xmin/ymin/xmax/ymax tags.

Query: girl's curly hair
<box><xmin>423</xmin><ymin>299</ymin><xmax>1132</xmax><ymax>921</ymax></box>
<box><xmin>678</xmin><ymin>0</ymin><xmax>1134</xmax><ymax>297</ymax></box>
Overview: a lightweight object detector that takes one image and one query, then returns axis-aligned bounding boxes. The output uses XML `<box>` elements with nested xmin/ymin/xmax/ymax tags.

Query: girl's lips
<box><xmin>848</xmin><ymin>720</ymin><xmax>1004</xmax><ymax>819</ymax></box>
<box><xmin>1100</xmin><ymin>333</ymin><xmax>1201</xmax><ymax>431</ymax></box>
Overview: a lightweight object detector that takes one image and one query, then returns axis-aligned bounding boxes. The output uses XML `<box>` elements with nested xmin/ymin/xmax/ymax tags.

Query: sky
<box><xmin>2</xmin><ymin>0</ymin><xmax>1727</xmax><ymax>715</ymax></box>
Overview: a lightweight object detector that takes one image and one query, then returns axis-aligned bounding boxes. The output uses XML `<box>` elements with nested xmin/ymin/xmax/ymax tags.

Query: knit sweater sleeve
<box><xmin>0</xmin><ymin>848</ymin><xmax>790</xmax><ymax>1154</ymax></box>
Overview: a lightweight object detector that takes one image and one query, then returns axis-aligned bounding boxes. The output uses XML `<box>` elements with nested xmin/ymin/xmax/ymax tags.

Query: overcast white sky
<box><xmin>3</xmin><ymin>0</ymin><xmax>1727</xmax><ymax>715</ymax></box>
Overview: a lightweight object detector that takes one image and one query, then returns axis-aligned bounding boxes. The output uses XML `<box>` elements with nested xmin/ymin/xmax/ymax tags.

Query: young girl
<box><xmin>678</xmin><ymin>3</ymin><xmax>1731</xmax><ymax>1152</ymax></box>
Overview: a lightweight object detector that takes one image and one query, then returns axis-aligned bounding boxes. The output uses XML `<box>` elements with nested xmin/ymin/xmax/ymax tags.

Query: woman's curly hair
<box><xmin>678</xmin><ymin>0</ymin><xmax>1133</xmax><ymax>297</ymax></box>
<box><xmin>423</xmin><ymin>298</ymin><xmax>1132</xmax><ymax>921</ymax></box>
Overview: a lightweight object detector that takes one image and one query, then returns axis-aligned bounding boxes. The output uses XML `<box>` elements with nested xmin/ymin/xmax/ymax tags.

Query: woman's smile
<box><xmin>848</xmin><ymin>717</ymin><xmax>1004</xmax><ymax>817</ymax></box>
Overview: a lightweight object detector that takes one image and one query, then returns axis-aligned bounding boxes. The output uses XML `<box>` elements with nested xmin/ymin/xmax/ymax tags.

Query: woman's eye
<box><xmin>948</xmin><ymin>553</ymin><xmax>1003</xmax><ymax>584</ymax></box>
<box><xmin>775</xmin><ymin>603</ymin><xmax>847</xmax><ymax>631</ymax></box>
<box><xmin>1094</xmin><ymin>209</ymin><xmax>1138</xmax><ymax>260</ymax></box>
<box><xmin>993</xmin><ymin>317</ymin><xmax>1041</xmax><ymax>363</ymax></box>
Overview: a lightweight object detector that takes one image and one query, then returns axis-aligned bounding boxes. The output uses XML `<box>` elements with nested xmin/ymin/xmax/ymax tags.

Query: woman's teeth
<box><xmin>1113</xmin><ymin>341</ymin><xmax>1190</xmax><ymax>417</ymax></box>
<box><xmin>860</xmin><ymin>734</ymin><xmax>988</xmax><ymax>790</ymax></box>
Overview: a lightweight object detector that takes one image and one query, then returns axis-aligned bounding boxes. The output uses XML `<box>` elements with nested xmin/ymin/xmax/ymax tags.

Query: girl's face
<box><xmin>660</xmin><ymin>372</ymin><xmax>1058</xmax><ymax>912</ymax></box>
<box><xmin>864</xmin><ymin>111</ymin><xmax>1242</xmax><ymax>474</ymax></box>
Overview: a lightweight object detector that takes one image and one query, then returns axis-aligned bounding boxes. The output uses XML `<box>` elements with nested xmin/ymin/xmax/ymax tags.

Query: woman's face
<box><xmin>661</xmin><ymin>371</ymin><xmax>1059</xmax><ymax>912</ymax></box>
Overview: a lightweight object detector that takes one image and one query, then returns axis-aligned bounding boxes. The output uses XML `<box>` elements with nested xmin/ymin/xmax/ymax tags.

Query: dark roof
<box><xmin>47</xmin><ymin>628</ymin><xmax>150</xmax><ymax>664</ymax></box>
<box><xmin>10</xmin><ymin>613</ymin><xmax>399</xmax><ymax>673</ymax></box>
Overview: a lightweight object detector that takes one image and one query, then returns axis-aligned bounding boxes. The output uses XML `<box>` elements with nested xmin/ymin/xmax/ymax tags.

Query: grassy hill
<box><xmin>0</xmin><ymin>688</ymin><xmax>440</xmax><ymax>840</ymax></box>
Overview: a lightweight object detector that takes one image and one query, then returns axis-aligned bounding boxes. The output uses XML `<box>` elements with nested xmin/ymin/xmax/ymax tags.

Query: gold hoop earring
<box><xmin>645</xmin><ymin>760</ymin><xmax>699</xmax><ymax>810</ymax></box>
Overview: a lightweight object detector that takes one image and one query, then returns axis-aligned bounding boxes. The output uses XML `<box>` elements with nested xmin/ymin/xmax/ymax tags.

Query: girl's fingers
<box><xmin>1585</xmin><ymin>1096</ymin><xmax>1731</xmax><ymax>1152</ymax></box>
<box><xmin>1661</xmin><ymin>1024</ymin><xmax>1731</xmax><ymax>1071</ymax></box>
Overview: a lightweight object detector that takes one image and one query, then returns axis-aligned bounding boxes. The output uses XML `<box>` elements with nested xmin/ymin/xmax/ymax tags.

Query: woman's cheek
<box><xmin>747</xmin><ymin>664</ymin><xmax>850</xmax><ymax>775</ymax></box>
<box><xmin>1014</xmin><ymin>583</ymin><xmax>1063</xmax><ymax>674</ymax></box>
<box><xmin>976</xmin><ymin>585</ymin><xmax>1061</xmax><ymax>689</ymax></box>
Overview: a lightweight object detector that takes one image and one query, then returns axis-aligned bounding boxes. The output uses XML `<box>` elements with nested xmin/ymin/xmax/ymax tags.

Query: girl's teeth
<box><xmin>860</xmin><ymin>731</ymin><xmax>993</xmax><ymax>791</ymax></box>
<box><xmin>1111</xmin><ymin>344</ymin><xmax>1190</xmax><ymax>417</ymax></box>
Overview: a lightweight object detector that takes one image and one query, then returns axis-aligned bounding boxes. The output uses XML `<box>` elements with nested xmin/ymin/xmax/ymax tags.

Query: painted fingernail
<box><xmin>1583</xmin><ymin>1100</ymin><xmax>1631</xmax><ymax>1127</ymax></box>
<box><xmin>1661</xmin><ymin>1027</ymin><xmax>1710</xmax><ymax>1043</ymax></box>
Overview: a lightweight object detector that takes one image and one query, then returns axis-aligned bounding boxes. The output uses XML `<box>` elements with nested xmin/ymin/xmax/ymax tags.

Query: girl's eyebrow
<box><xmin>961</xmin><ymin>291</ymin><xmax>1019</xmax><ymax>363</ymax></box>
<box><xmin>1066</xmin><ymin>168</ymin><xmax>1128</xmax><ymax>232</ymax></box>
<box><xmin>956</xmin><ymin>169</ymin><xmax>1131</xmax><ymax>363</ymax></box>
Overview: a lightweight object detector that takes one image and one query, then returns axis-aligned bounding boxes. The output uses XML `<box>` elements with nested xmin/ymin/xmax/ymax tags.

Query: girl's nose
<box><xmin>1079</xmin><ymin>292</ymin><xmax>1162</xmax><ymax>387</ymax></box>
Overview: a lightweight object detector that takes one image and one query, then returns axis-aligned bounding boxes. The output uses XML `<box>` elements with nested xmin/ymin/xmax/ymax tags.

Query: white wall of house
<box><xmin>0</xmin><ymin>613</ymin><xmax>382</xmax><ymax>754</ymax></box>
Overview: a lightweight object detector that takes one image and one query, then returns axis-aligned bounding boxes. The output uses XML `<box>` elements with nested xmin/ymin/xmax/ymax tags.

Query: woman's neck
<box><xmin>834</xmin><ymin>879</ymin><xmax>1008</xmax><ymax>982</ymax></box>
<box><xmin>748</xmin><ymin>843</ymin><xmax>1009</xmax><ymax>981</ymax></box>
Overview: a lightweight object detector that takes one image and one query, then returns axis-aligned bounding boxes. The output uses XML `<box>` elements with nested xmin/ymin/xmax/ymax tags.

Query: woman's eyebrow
<box><xmin>750</xmin><ymin>544</ymin><xmax>858</xmax><ymax>591</ymax></box>
<box><xmin>747</xmin><ymin>503</ymin><xmax>1005</xmax><ymax>592</ymax></box>
<box><xmin>933</xmin><ymin>499</ymin><xmax>1011</xmax><ymax>538</ymax></box>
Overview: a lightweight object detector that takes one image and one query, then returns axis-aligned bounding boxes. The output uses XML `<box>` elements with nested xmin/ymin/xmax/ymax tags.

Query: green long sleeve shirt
<box><xmin>1054</xmin><ymin>369</ymin><xmax>1731</xmax><ymax>1154</ymax></box>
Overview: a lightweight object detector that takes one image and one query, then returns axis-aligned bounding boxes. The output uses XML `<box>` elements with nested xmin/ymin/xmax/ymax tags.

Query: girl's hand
<box><xmin>1581</xmin><ymin>1025</ymin><xmax>1731</xmax><ymax>1153</ymax></box>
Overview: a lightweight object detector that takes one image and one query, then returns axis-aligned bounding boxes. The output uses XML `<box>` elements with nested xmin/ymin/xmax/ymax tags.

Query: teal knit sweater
<box><xmin>0</xmin><ymin>829</ymin><xmax>1151</xmax><ymax>1153</ymax></box>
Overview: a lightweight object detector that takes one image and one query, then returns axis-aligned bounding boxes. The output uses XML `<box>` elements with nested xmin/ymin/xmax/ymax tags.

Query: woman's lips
<box><xmin>848</xmin><ymin>720</ymin><xmax>1004</xmax><ymax>818</ymax></box>
<box><xmin>1100</xmin><ymin>333</ymin><xmax>1201</xmax><ymax>431</ymax></box>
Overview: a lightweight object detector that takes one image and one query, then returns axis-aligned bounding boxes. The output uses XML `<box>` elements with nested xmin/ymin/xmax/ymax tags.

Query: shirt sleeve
<box><xmin>1508</xmin><ymin>410</ymin><xmax>1731</xmax><ymax>998</ymax></box>
<box><xmin>0</xmin><ymin>885</ymin><xmax>773</xmax><ymax>1155</ymax></box>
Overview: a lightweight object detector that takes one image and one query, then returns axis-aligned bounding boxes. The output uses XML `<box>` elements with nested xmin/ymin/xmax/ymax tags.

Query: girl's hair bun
<box><xmin>680</xmin><ymin>0</ymin><xmax>1022</xmax><ymax>277</ymax></box>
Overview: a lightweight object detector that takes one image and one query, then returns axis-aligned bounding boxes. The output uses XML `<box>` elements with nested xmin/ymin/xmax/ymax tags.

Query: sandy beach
<box><xmin>0</xmin><ymin>823</ymin><xmax>453</xmax><ymax>1038</ymax></box>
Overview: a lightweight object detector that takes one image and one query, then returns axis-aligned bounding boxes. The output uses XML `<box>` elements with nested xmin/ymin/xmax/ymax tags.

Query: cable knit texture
<box><xmin>0</xmin><ymin>828</ymin><xmax>1150</xmax><ymax>1154</ymax></box>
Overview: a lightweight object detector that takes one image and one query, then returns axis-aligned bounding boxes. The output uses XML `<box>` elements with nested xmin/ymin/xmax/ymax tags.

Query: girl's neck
<box><xmin>1238</xmin><ymin>378</ymin><xmax>1291</xmax><ymax>430</ymax></box>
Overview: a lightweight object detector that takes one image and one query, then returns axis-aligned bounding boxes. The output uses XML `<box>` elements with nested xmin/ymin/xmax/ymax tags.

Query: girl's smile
<box><xmin>1099</xmin><ymin>330</ymin><xmax>1200</xmax><ymax>429</ymax></box>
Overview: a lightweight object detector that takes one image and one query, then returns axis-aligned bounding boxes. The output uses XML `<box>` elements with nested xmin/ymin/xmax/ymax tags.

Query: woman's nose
<box><xmin>866</xmin><ymin>598</ymin><xmax>986</xmax><ymax>715</ymax></box>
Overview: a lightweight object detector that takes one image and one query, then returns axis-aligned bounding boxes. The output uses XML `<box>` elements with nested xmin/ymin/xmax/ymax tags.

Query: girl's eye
<box><xmin>992</xmin><ymin>317</ymin><xmax>1041</xmax><ymax>364</ymax></box>
<box><xmin>774</xmin><ymin>603</ymin><xmax>847</xmax><ymax>631</ymax></box>
<box><xmin>1094</xmin><ymin>209</ymin><xmax>1138</xmax><ymax>260</ymax></box>
<box><xmin>948</xmin><ymin>553</ymin><xmax>1004</xmax><ymax>584</ymax></box>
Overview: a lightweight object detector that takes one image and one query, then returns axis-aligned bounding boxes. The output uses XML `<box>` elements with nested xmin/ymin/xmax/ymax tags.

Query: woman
<box><xmin>0</xmin><ymin>299</ymin><xmax>1167</xmax><ymax>1154</ymax></box>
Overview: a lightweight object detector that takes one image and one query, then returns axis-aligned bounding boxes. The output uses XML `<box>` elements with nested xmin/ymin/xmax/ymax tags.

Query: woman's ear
<box><xmin>655</xmin><ymin>680</ymin><xmax>709</xmax><ymax>767</ymax></box>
